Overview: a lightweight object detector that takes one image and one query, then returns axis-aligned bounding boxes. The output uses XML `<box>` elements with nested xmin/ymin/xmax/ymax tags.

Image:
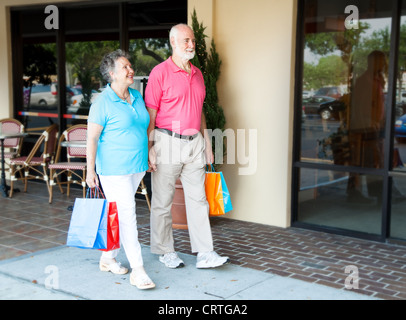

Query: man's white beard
<box><xmin>175</xmin><ymin>47</ymin><xmax>195</xmax><ymax>61</ymax></box>
<box><xmin>183</xmin><ymin>51</ymin><xmax>195</xmax><ymax>60</ymax></box>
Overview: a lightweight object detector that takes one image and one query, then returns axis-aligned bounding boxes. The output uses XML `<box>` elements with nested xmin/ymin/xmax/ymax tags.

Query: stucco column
<box><xmin>188</xmin><ymin>0</ymin><xmax>213</xmax><ymax>48</ymax></box>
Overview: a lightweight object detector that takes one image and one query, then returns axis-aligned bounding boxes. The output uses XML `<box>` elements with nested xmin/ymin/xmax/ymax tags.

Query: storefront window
<box><xmin>391</xmin><ymin>175</ymin><xmax>406</xmax><ymax>240</ymax></box>
<box><xmin>22</xmin><ymin>43</ymin><xmax>58</xmax><ymax>132</ymax></box>
<box><xmin>394</xmin><ymin>10</ymin><xmax>406</xmax><ymax>173</ymax></box>
<box><xmin>12</xmin><ymin>1</ymin><xmax>186</xmax><ymax>130</ymax></box>
<box><xmin>127</xmin><ymin>0</ymin><xmax>183</xmax><ymax>96</ymax></box>
<box><xmin>64</xmin><ymin>3</ymin><xmax>120</xmax><ymax>126</ymax></box>
<box><xmin>127</xmin><ymin>38</ymin><xmax>170</xmax><ymax>96</ymax></box>
<box><xmin>301</xmin><ymin>0</ymin><xmax>392</xmax><ymax>169</ymax></box>
<box><xmin>295</xmin><ymin>0</ymin><xmax>400</xmax><ymax>238</ymax></box>
<box><xmin>11</xmin><ymin>1</ymin><xmax>186</xmax><ymax>196</ymax></box>
<box><xmin>298</xmin><ymin>168</ymin><xmax>382</xmax><ymax>235</ymax></box>
<box><xmin>17</xmin><ymin>7</ymin><xmax>58</xmax><ymax>135</ymax></box>
<box><xmin>65</xmin><ymin>41</ymin><xmax>120</xmax><ymax>125</ymax></box>
<box><xmin>390</xmin><ymin>2</ymin><xmax>406</xmax><ymax>241</ymax></box>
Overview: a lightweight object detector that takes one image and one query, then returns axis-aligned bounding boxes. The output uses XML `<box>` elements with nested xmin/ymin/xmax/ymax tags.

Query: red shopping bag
<box><xmin>99</xmin><ymin>201</ymin><xmax>120</xmax><ymax>252</ymax></box>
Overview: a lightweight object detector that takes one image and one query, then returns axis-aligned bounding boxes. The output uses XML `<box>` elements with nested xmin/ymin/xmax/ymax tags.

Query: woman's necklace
<box><xmin>120</xmin><ymin>92</ymin><xmax>129</xmax><ymax>102</ymax></box>
<box><xmin>115</xmin><ymin>89</ymin><xmax>130</xmax><ymax>102</ymax></box>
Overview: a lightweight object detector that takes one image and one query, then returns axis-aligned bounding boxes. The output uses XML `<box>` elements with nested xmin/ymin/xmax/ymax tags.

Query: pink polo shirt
<box><xmin>145</xmin><ymin>58</ymin><xmax>206</xmax><ymax>135</ymax></box>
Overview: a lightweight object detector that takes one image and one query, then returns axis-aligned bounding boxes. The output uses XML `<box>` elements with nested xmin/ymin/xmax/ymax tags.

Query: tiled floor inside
<box><xmin>1</xmin><ymin>180</ymin><xmax>406</xmax><ymax>300</ymax></box>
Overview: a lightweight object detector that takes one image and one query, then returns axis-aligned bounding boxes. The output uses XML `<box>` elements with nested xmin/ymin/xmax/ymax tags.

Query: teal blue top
<box><xmin>88</xmin><ymin>84</ymin><xmax>149</xmax><ymax>175</ymax></box>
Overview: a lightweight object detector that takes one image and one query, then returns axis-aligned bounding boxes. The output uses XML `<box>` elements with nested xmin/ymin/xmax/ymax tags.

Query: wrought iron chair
<box><xmin>0</xmin><ymin>118</ymin><xmax>25</xmax><ymax>170</ymax></box>
<box><xmin>48</xmin><ymin>124</ymin><xmax>87</xmax><ymax>203</ymax></box>
<box><xmin>137</xmin><ymin>178</ymin><xmax>151</xmax><ymax>211</ymax></box>
<box><xmin>9</xmin><ymin>124</ymin><xmax>59</xmax><ymax>198</ymax></box>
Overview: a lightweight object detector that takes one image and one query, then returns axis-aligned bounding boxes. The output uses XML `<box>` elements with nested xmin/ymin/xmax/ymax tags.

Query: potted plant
<box><xmin>171</xmin><ymin>9</ymin><xmax>226</xmax><ymax>229</ymax></box>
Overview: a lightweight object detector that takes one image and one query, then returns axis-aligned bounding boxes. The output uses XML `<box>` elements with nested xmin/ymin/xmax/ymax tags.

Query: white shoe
<box><xmin>196</xmin><ymin>251</ymin><xmax>230</xmax><ymax>269</ymax></box>
<box><xmin>130</xmin><ymin>271</ymin><xmax>156</xmax><ymax>290</ymax></box>
<box><xmin>99</xmin><ymin>259</ymin><xmax>128</xmax><ymax>275</ymax></box>
<box><xmin>159</xmin><ymin>252</ymin><xmax>185</xmax><ymax>269</ymax></box>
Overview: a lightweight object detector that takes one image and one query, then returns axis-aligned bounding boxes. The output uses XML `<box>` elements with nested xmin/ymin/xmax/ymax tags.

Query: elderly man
<box><xmin>145</xmin><ymin>23</ymin><xmax>229</xmax><ymax>269</ymax></box>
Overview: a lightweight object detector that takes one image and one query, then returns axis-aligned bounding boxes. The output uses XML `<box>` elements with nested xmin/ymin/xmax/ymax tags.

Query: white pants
<box><xmin>99</xmin><ymin>172</ymin><xmax>145</xmax><ymax>268</ymax></box>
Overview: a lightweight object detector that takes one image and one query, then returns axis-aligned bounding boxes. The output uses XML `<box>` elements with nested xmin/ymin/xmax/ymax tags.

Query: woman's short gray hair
<box><xmin>100</xmin><ymin>49</ymin><xmax>130</xmax><ymax>83</ymax></box>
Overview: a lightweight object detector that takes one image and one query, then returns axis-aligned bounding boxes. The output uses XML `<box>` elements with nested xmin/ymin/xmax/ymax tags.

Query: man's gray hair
<box><xmin>169</xmin><ymin>23</ymin><xmax>192</xmax><ymax>43</ymax></box>
<box><xmin>100</xmin><ymin>49</ymin><xmax>130</xmax><ymax>83</ymax></box>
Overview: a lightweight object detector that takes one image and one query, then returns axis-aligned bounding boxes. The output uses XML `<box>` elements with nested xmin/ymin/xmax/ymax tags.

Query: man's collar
<box><xmin>167</xmin><ymin>57</ymin><xmax>196</xmax><ymax>75</ymax></box>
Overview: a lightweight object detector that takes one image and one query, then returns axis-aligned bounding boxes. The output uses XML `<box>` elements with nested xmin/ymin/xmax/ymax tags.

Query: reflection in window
<box><xmin>129</xmin><ymin>39</ymin><xmax>170</xmax><ymax>76</ymax></box>
<box><xmin>295</xmin><ymin>0</ymin><xmax>399</xmax><ymax>238</ymax></box>
<box><xmin>126</xmin><ymin>0</ymin><xmax>184</xmax><ymax>96</ymax></box>
<box><xmin>128</xmin><ymin>38</ymin><xmax>170</xmax><ymax>96</ymax></box>
<box><xmin>390</xmin><ymin>176</ymin><xmax>406</xmax><ymax>240</ymax></box>
<box><xmin>394</xmin><ymin>16</ymin><xmax>406</xmax><ymax>172</ymax></box>
<box><xmin>65</xmin><ymin>41</ymin><xmax>119</xmax><ymax>124</ymax></box>
<box><xmin>301</xmin><ymin>0</ymin><xmax>392</xmax><ymax>172</ymax></box>
<box><xmin>22</xmin><ymin>43</ymin><xmax>58</xmax><ymax>131</ymax></box>
<box><xmin>64</xmin><ymin>38</ymin><xmax>170</xmax><ymax>124</ymax></box>
<box><xmin>390</xmin><ymin>5</ymin><xmax>406</xmax><ymax>240</ymax></box>
<box><xmin>298</xmin><ymin>168</ymin><xmax>382</xmax><ymax>235</ymax></box>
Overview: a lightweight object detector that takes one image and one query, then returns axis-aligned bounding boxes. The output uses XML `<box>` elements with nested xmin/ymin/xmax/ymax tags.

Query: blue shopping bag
<box><xmin>66</xmin><ymin>188</ymin><xmax>108</xmax><ymax>249</ymax></box>
<box><xmin>219</xmin><ymin>171</ymin><xmax>233</xmax><ymax>213</ymax></box>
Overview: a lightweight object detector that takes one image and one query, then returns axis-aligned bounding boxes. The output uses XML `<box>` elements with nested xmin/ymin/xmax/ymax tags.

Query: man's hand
<box><xmin>148</xmin><ymin>146</ymin><xmax>157</xmax><ymax>172</ymax></box>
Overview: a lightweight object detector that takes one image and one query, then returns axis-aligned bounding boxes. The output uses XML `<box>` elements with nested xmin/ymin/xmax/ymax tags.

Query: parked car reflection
<box><xmin>314</xmin><ymin>86</ymin><xmax>342</xmax><ymax>99</ymax></box>
<box><xmin>70</xmin><ymin>87</ymin><xmax>100</xmax><ymax>105</ymax></box>
<box><xmin>68</xmin><ymin>87</ymin><xmax>100</xmax><ymax>113</ymax></box>
<box><xmin>302</xmin><ymin>90</ymin><xmax>313</xmax><ymax>99</ymax></box>
<box><xmin>302</xmin><ymin>96</ymin><xmax>345</xmax><ymax>120</ymax></box>
<box><xmin>395</xmin><ymin>114</ymin><xmax>406</xmax><ymax>142</ymax></box>
<box><xmin>25</xmin><ymin>83</ymin><xmax>73</xmax><ymax>108</ymax></box>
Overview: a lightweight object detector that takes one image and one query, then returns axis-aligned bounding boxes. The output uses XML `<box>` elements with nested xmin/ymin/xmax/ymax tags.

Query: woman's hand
<box><xmin>86</xmin><ymin>169</ymin><xmax>99</xmax><ymax>188</ymax></box>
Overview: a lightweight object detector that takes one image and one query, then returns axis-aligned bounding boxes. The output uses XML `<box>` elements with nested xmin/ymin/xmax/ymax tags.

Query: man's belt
<box><xmin>155</xmin><ymin>127</ymin><xmax>198</xmax><ymax>141</ymax></box>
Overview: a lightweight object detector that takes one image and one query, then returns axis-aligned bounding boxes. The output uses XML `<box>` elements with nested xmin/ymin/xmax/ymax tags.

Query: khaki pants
<box><xmin>150</xmin><ymin>130</ymin><xmax>213</xmax><ymax>254</ymax></box>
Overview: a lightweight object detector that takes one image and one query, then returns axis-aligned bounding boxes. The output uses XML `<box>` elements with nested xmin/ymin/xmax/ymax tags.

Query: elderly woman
<box><xmin>86</xmin><ymin>49</ymin><xmax>155</xmax><ymax>290</ymax></box>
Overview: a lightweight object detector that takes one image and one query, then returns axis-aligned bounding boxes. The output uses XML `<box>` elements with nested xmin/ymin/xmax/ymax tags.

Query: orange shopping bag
<box><xmin>205</xmin><ymin>165</ymin><xmax>225</xmax><ymax>216</ymax></box>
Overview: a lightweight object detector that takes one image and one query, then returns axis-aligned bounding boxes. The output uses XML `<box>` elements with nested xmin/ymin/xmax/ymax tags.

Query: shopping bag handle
<box><xmin>86</xmin><ymin>186</ymin><xmax>106</xmax><ymax>199</ymax></box>
<box><xmin>206</xmin><ymin>164</ymin><xmax>216</xmax><ymax>172</ymax></box>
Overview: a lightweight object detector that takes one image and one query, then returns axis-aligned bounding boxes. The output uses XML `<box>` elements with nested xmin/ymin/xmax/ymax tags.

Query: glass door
<box><xmin>293</xmin><ymin>0</ymin><xmax>402</xmax><ymax>239</ymax></box>
<box><xmin>390</xmin><ymin>1</ymin><xmax>406</xmax><ymax>241</ymax></box>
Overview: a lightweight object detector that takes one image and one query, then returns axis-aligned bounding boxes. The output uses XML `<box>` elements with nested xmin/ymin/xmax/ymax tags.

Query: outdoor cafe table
<box><xmin>0</xmin><ymin>131</ymin><xmax>28</xmax><ymax>197</ymax></box>
<box><xmin>60</xmin><ymin>140</ymin><xmax>86</xmax><ymax>148</ymax></box>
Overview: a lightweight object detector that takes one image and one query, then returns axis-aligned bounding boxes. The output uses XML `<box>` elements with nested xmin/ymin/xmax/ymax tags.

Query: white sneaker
<box><xmin>159</xmin><ymin>252</ymin><xmax>185</xmax><ymax>269</ymax></box>
<box><xmin>196</xmin><ymin>251</ymin><xmax>230</xmax><ymax>269</ymax></box>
